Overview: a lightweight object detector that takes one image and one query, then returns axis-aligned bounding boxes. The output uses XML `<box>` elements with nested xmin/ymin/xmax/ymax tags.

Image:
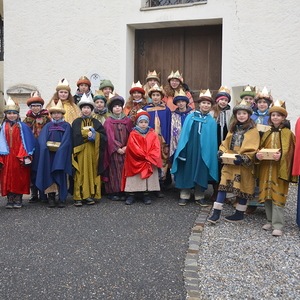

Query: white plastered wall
<box><xmin>3</xmin><ymin>0</ymin><xmax>300</xmax><ymax>126</ymax></box>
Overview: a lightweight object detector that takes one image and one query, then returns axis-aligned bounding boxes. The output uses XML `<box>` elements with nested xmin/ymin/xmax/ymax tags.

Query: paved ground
<box><xmin>0</xmin><ymin>189</ymin><xmax>204</xmax><ymax>300</ymax></box>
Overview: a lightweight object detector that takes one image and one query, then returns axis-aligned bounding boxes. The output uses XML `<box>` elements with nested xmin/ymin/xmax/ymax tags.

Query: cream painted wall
<box><xmin>3</xmin><ymin>0</ymin><xmax>300</xmax><ymax>125</ymax></box>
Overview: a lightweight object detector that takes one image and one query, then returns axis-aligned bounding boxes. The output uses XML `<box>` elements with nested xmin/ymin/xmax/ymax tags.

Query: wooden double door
<box><xmin>134</xmin><ymin>25</ymin><xmax>222</xmax><ymax>99</ymax></box>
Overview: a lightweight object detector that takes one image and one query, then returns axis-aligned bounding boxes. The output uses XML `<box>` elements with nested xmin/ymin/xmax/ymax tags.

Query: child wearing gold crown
<box><xmin>143</xmin><ymin>84</ymin><xmax>171</xmax><ymax>195</ymax></box>
<box><xmin>0</xmin><ymin>98</ymin><xmax>36</xmax><ymax>208</ymax></box>
<box><xmin>124</xmin><ymin>81</ymin><xmax>148</xmax><ymax>121</ymax></box>
<box><xmin>171</xmin><ymin>90</ymin><xmax>218</xmax><ymax>206</ymax></box>
<box><xmin>143</xmin><ymin>70</ymin><xmax>160</xmax><ymax>103</ymax></box>
<box><xmin>32</xmin><ymin>100</ymin><xmax>72</xmax><ymax>208</ymax></box>
<box><xmin>23</xmin><ymin>91</ymin><xmax>51</xmax><ymax>203</ymax></box>
<box><xmin>122</xmin><ymin>111</ymin><xmax>162</xmax><ymax>205</ymax></box>
<box><xmin>208</xmin><ymin>101</ymin><xmax>260</xmax><ymax>224</ymax></box>
<box><xmin>163</xmin><ymin>70</ymin><xmax>194</xmax><ymax>111</ymax></box>
<box><xmin>46</xmin><ymin>78</ymin><xmax>80</xmax><ymax>124</ymax></box>
<box><xmin>73</xmin><ymin>76</ymin><xmax>94</xmax><ymax>105</ymax></box>
<box><xmin>256</xmin><ymin>102</ymin><xmax>296</xmax><ymax>236</ymax></box>
<box><xmin>92</xmin><ymin>90</ymin><xmax>109</xmax><ymax>124</ymax></box>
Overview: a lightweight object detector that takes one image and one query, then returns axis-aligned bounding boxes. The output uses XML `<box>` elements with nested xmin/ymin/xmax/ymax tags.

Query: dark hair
<box><xmin>230</xmin><ymin>113</ymin><xmax>256</xmax><ymax>133</ymax></box>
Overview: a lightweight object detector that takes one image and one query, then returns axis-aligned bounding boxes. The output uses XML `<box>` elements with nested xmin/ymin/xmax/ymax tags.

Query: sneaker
<box><xmin>178</xmin><ymin>198</ymin><xmax>187</xmax><ymax>206</ymax></box>
<box><xmin>13</xmin><ymin>203</ymin><xmax>22</xmax><ymax>209</ymax></box>
<box><xmin>262</xmin><ymin>224</ymin><xmax>272</xmax><ymax>231</ymax></box>
<box><xmin>6</xmin><ymin>203</ymin><xmax>14</xmax><ymax>209</ymax></box>
<box><xmin>143</xmin><ymin>196</ymin><xmax>152</xmax><ymax>205</ymax></box>
<box><xmin>74</xmin><ymin>200</ymin><xmax>82</xmax><ymax>207</ymax></box>
<box><xmin>195</xmin><ymin>198</ymin><xmax>209</xmax><ymax>207</ymax></box>
<box><xmin>272</xmin><ymin>229</ymin><xmax>282</xmax><ymax>236</ymax></box>
<box><xmin>28</xmin><ymin>196</ymin><xmax>39</xmax><ymax>203</ymax></box>
<box><xmin>125</xmin><ymin>196</ymin><xmax>135</xmax><ymax>205</ymax></box>
<box><xmin>84</xmin><ymin>197</ymin><xmax>95</xmax><ymax>205</ymax></box>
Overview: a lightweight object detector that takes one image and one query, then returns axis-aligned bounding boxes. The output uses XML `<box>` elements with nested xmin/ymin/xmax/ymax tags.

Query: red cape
<box><xmin>122</xmin><ymin>128</ymin><xmax>162</xmax><ymax>190</ymax></box>
<box><xmin>292</xmin><ymin>118</ymin><xmax>300</xmax><ymax>175</ymax></box>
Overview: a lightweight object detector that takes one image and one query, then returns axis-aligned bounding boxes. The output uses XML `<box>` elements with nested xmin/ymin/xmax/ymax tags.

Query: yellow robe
<box><xmin>258</xmin><ymin>127</ymin><xmax>297</xmax><ymax>207</ymax></box>
<box><xmin>72</xmin><ymin>118</ymin><xmax>101</xmax><ymax>200</ymax></box>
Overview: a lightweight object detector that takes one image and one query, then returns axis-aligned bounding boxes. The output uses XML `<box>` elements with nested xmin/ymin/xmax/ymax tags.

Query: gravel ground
<box><xmin>199</xmin><ymin>185</ymin><xmax>300</xmax><ymax>300</ymax></box>
<box><xmin>0</xmin><ymin>189</ymin><xmax>201</xmax><ymax>300</ymax></box>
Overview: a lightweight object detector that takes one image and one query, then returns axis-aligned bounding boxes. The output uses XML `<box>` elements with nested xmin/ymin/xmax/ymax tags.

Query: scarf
<box><xmin>94</xmin><ymin>107</ymin><xmax>108</xmax><ymax>115</ymax></box>
<box><xmin>109</xmin><ymin>112</ymin><xmax>126</xmax><ymax>120</ymax></box>
<box><xmin>134</xmin><ymin>126</ymin><xmax>150</xmax><ymax>135</ymax></box>
<box><xmin>75</xmin><ymin>89</ymin><xmax>92</xmax><ymax>98</ymax></box>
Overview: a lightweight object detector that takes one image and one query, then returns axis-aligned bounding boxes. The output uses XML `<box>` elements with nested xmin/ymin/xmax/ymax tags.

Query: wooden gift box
<box><xmin>256</xmin><ymin>124</ymin><xmax>271</xmax><ymax>133</ymax></box>
<box><xmin>259</xmin><ymin>148</ymin><xmax>280</xmax><ymax>160</ymax></box>
<box><xmin>221</xmin><ymin>153</ymin><xmax>236</xmax><ymax>165</ymax></box>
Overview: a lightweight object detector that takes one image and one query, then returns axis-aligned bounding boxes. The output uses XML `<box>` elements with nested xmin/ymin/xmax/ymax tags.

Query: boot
<box><xmin>29</xmin><ymin>185</ymin><xmax>39</xmax><ymax>203</ymax></box>
<box><xmin>143</xmin><ymin>193</ymin><xmax>151</xmax><ymax>205</ymax></box>
<box><xmin>48</xmin><ymin>192</ymin><xmax>56</xmax><ymax>208</ymax></box>
<box><xmin>57</xmin><ymin>200</ymin><xmax>65</xmax><ymax>208</ymax></box>
<box><xmin>207</xmin><ymin>202</ymin><xmax>223</xmax><ymax>224</ymax></box>
<box><xmin>225</xmin><ymin>204</ymin><xmax>247</xmax><ymax>223</ymax></box>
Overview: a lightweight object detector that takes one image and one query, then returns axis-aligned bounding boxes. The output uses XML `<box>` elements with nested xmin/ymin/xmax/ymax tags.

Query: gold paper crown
<box><xmin>271</xmin><ymin>100</ymin><xmax>286</xmax><ymax>109</ymax></box>
<box><xmin>77</xmin><ymin>76</ymin><xmax>91</xmax><ymax>87</ymax></box>
<box><xmin>94</xmin><ymin>90</ymin><xmax>105</xmax><ymax>97</ymax></box>
<box><xmin>31</xmin><ymin>91</ymin><xmax>41</xmax><ymax>98</ymax></box>
<box><xmin>268</xmin><ymin>100</ymin><xmax>287</xmax><ymax>117</ymax></box>
<box><xmin>27</xmin><ymin>90</ymin><xmax>44</xmax><ymax>106</ymax></box>
<box><xmin>168</xmin><ymin>70</ymin><xmax>183</xmax><ymax>83</ymax></box>
<box><xmin>56</xmin><ymin>78</ymin><xmax>71</xmax><ymax>92</ymax></box>
<box><xmin>239</xmin><ymin>99</ymin><xmax>249</xmax><ymax>106</ymax></box>
<box><xmin>233</xmin><ymin>98</ymin><xmax>253</xmax><ymax>115</ymax></box>
<box><xmin>199</xmin><ymin>89</ymin><xmax>212</xmax><ymax>98</ymax></box>
<box><xmin>48</xmin><ymin>99</ymin><xmax>66</xmax><ymax>114</ymax></box>
<box><xmin>4</xmin><ymin>96</ymin><xmax>20</xmax><ymax>113</ymax></box>
<box><xmin>174</xmin><ymin>89</ymin><xmax>186</xmax><ymax>98</ymax></box>
<box><xmin>148</xmin><ymin>84</ymin><xmax>165</xmax><ymax>96</ymax></box>
<box><xmin>78</xmin><ymin>93</ymin><xmax>95</xmax><ymax>108</ymax></box>
<box><xmin>255</xmin><ymin>86</ymin><xmax>273</xmax><ymax>101</ymax></box>
<box><xmin>243</xmin><ymin>85</ymin><xmax>256</xmax><ymax>92</ymax></box>
<box><xmin>146</xmin><ymin>70</ymin><xmax>160</xmax><ymax>82</ymax></box>
<box><xmin>217</xmin><ymin>86</ymin><xmax>230</xmax><ymax>94</ymax></box>
<box><xmin>131</xmin><ymin>81</ymin><xmax>143</xmax><ymax>89</ymax></box>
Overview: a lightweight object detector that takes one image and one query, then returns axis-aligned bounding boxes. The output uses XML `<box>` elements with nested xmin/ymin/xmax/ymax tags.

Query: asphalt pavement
<box><xmin>0</xmin><ymin>189</ymin><xmax>203</xmax><ymax>300</ymax></box>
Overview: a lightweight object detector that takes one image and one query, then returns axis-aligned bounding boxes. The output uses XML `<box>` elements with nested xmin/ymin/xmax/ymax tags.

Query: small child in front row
<box><xmin>122</xmin><ymin>111</ymin><xmax>162</xmax><ymax>205</ymax></box>
<box><xmin>256</xmin><ymin>102</ymin><xmax>296</xmax><ymax>236</ymax></box>
<box><xmin>208</xmin><ymin>100</ymin><xmax>260</xmax><ymax>223</ymax></box>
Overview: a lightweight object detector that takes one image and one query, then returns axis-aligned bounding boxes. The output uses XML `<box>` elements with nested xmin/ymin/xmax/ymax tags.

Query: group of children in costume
<box><xmin>0</xmin><ymin>71</ymin><xmax>299</xmax><ymax>236</ymax></box>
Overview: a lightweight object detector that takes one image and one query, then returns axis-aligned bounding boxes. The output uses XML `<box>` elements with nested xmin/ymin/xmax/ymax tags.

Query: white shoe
<box><xmin>272</xmin><ymin>229</ymin><xmax>282</xmax><ymax>236</ymax></box>
<box><xmin>262</xmin><ymin>224</ymin><xmax>272</xmax><ymax>231</ymax></box>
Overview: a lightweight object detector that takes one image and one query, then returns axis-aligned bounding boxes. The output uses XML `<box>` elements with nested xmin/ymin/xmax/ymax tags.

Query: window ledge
<box><xmin>140</xmin><ymin>1</ymin><xmax>207</xmax><ymax>11</ymax></box>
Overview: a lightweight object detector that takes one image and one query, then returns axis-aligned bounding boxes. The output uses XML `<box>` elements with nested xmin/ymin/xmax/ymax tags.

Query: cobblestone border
<box><xmin>184</xmin><ymin>206</ymin><xmax>212</xmax><ymax>300</ymax></box>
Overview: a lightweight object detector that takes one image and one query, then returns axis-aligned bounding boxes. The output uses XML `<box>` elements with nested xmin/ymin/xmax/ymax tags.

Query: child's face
<box><xmin>218</xmin><ymin>97</ymin><xmax>229</xmax><ymax>109</ymax></box>
<box><xmin>112</xmin><ymin>105</ymin><xmax>123</xmax><ymax>116</ymax></box>
<box><xmin>147</xmin><ymin>79</ymin><xmax>158</xmax><ymax>88</ymax></box>
<box><xmin>170</xmin><ymin>79</ymin><xmax>180</xmax><ymax>89</ymax></box>
<box><xmin>31</xmin><ymin>104</ymin><xmax>42</xmax><ymax>114</ymax></box>
<box><xmin>236</xmin><ymin>110</ymin><xmax>249</xmax><ymax>123</ymax></box>
<box><xmin>95</xmin><ymin>99</ymin><xmax>105</xmax><ymax>111</ymax></box>
<box><xmin>243</xmin><ymin>96</ymin><xmax>254</xmax><ymax>105</ymax></box>
<box><xmin>58</xmin><ymin>90</ymin><xmax>69</xmax><ymax>100</ymax></box>
<box><xmin>79</xmin><ymin>84</ymin><xmax>89</xmax><ymax>93</ymax></box>
<box><xmin>270</xmin><ymin>112</ymin><xmax>285</xmax><ymax>127</ymax></box>
<box><xmin>151</xmin><ymin>92</ymin><xmax>162</xmax><ymax>105</ymax></box>
<box><xmin>81</xmin><ymin>105</ymin><xmax>92</xmax><ymax>117</ymax></box>
<box><xmin>102</xmin><ymin>87</ymin><xmax>112</xmax><ymax>97</ymax></box>
<box><xmin>199</xmin><ymin>100</ymin><xmax>212</xmax><ymax>114</ymax></box>
<box><xmin>257</xmin><ymin>99</ymin><xmax>268</xmax><ymax>112</ymax></box>
<box><xmin>132</xmin><ymin>91</ymin><xmax>143</xmax><ymax>101</ymax></box>
<box><xmin>6</xmin><ymin>112</ymin><xmax>18</xmax><ymax>122</ymax></box>
<box><xmin>51</xmin><ymin>112</ymin><xmax>64</xmax><ymax>121</ymax></box>
<box><xmin>176</xmin><ymin>100</ymin><xmax>187</xmax><ymax>110</ymax></box>
<box><xmin>138</xmin><ymin>119</ymin><xmax>149</xmax><ymax>130</ymax></box>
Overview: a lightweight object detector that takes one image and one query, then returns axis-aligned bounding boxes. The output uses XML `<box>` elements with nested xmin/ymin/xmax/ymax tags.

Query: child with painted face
<box><xmin>208</xmin><ymin>101</ymin><xmax>260</xmax><ymax>224</ymax></box>
<box><xmin>0</xmin><ymin>98</ymin><xmax>36</xmax><ymax>208</ymax></box>
<box><xmin>103</xmin><ymin>96</ymin><xmax>133</xmax><ymax>201</ymax></box>
<box><xmin>73</xmin><ymin>76</ymin><xmax>94</xmax><ymax>105</ymax></box>
<box><xmin>32</xmin><ymin>100</ymin><xmax>72</xmax><ymax>208</ymax></box>
<box><xmin>72</xmin><ymin>94</ymin><xmax>107</xmax><ymax>207</ymax></box>
<box><xmin>256</xmin><ymin>102</ymin><xmax>296</xmax><ymax>236</ymax></box>
<box><xmin>171</xmin><ymin>90</ymin><xmax>218</xmax><ymax>206</ymax></box>
<box><xmin>93</xmin><ymin>90</ymin><xmax>108</xmax><ymax>125</ymax></box>
<box><xmin>124</xmin><ymin>81</ymin><xmax>148</xmax><ymax>121</ymax></box>
<box><xmin>122</xmin><ymin>111</ymin><xmax>162</xmax><ymax>205</ymax></box>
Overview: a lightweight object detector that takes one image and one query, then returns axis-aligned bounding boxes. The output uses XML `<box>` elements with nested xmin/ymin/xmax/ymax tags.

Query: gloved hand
<box><xmin>233</xmin><ymin>155</ymin><xmax>243</xmax><ymax>165</ymax></box>
<box><xmin>217</xmin><ymin>152</ymin><xmax>223</xmax><ymax>163</ymax></box>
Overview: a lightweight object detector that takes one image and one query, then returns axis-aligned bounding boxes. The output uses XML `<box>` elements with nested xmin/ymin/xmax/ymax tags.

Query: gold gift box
<box><xmin>256</xmin><ymin>124</ymin><xmax>271</xmax><ymax>133</ymax></box>
<box><xmin>221</xmin><ymin>153</ymin><xmax>236</xmax><ymax>165</ymax></box>
<box><xmin>46</xmin><ymin>141</ymin><xmax>61</xmax><ymax>152</ymax></box>
<box><xmin>82</xmin><ymin>126</ymin><xmax>92</xmax><ymax>130</ymax></box>
<box><xmin>259</xmin><ymin>148</ymin><xmax>280</xmax><ymax>160</ymax></box>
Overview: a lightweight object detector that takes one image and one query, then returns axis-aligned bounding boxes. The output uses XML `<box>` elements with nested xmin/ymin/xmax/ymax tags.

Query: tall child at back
<box><xmin>73</xmin><ymin>76</ymin><xmax>94</xmax><ymax>105</ymax></box>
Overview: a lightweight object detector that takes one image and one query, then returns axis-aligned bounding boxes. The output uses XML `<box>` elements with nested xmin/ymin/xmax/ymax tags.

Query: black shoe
<box><xmin>207</xmin><ymin>209</ymin><xmax>222</xmax><ymax>224</ymax></box>
<box><xmin>48</xmin><ymin>198</ymin><xmax>56</xmax><ymax>208</ymax></box>
<box><xmin>84</xmin><ymin>197</ymin><xmax>95</xmax><ymax>205</ymax></box>
<box><xmin>143</xmin><ymin>195</ymin><xmax>152</xmax><ymax>205</ymax></box>
<box><xmin>155</xmin><ymin>191</ymin><xmax>164</xmax><ymax>198</ymax></box>
<box><xmin>178</xmin><ymin>198</ymin><xmax>187</xmax><ymax>206</ymax></box>
<box><xmin>28</xmin><ymin>196</ymin><xmax>39</xmax><ymax>203</ymax></box>
<box><xmin>57</xmin><ymin>201</ymin><xmax>65</xmax><ymax>208</ymax></box>
<box><xmin>195</xmin><ymin>198</ymin><xmax>209</xmax><ymax>207</ymax></box>
<box><xmin>125</xmin><ymin>196</ymin><xmax>135</xmax><ymax>205</ymax></box>
<box><xmin>13</xmin><ymin>202</ymin><xmax>22</xmax><ymax>209</ymax></box>
<box><xmin>74</xmin><ymin>200</ymin><xmax>82</xmax><ymax>207</ymax></box>
<box><xmin>6</xmin><ymin>203</ymin><xmax>14</xmax><ymax>209</ymax></box>
<box><xmin>225</xmin><ymin>210</ymin><xmax>245</xmax><ymax>222</ymax></box>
